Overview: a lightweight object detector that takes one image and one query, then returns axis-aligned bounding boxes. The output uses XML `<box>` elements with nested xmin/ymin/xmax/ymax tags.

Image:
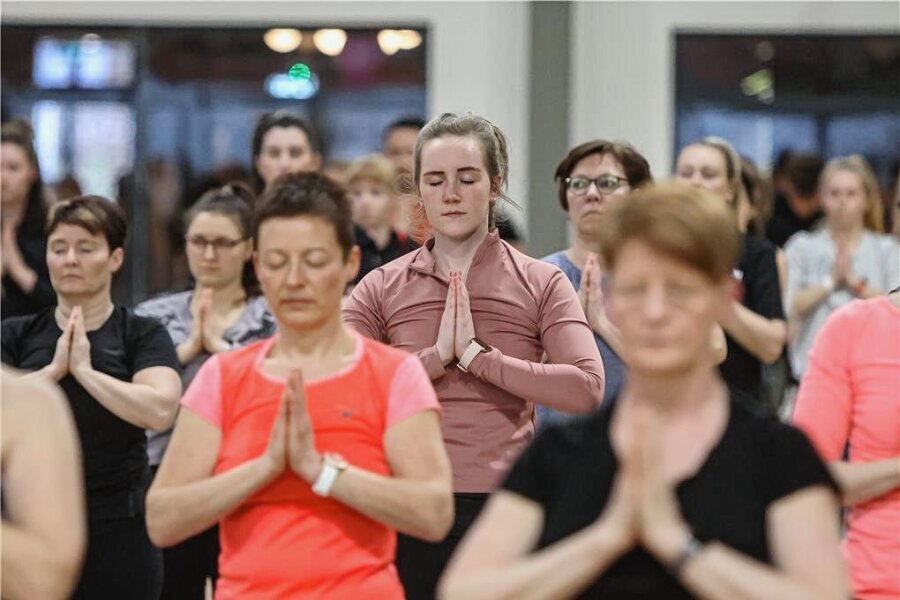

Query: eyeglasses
<box><xmin>186</xmin><ymin>236</ymin><xmax>246</xmax><ymax>252</ymax></box>
<box><xmin>566</xmin><ymin>175</ymin><xmax>629</xmax><ymax>195</ymax></box>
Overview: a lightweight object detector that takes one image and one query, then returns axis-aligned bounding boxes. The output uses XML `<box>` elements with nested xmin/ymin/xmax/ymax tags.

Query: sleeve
<box><xmin>385</xmin><ymin>354</ymin><xmax>442</xmax><ymax>427</ymax></box>
<box><xmin>180</xmin><ymin>355</ymin><xmax>223</xmax><ymax>428</ymax></box>
<box><xmin>500</xmin><ymin>426</ymin><xmax>557</xmax><ymax>505</ymax></box>
<box><xmin>748</xmin><ymin>241</ymin><xmax>785</xmax><ymax>320</ymax></box>
<box><xmin>784</xmin><ymin>234</ymin><xmax>811</xmax><ymax>318</ymax></box>
<box><xmin>466</xmin><ymin>270</ymin><xmax>605</xmax><ymax>412</ymax></box>
<box><xmin>791</xmin><ymin>306</ymin><xmax>854</xmax><ymax>461</ymax></box>
<box><xmin>875</xmin><ymin>236</ymin><xmax>900</xmax><ymax>292</ymax></box>
<box><xmin>1</xmin><ymin>319</ymin><xmax>21</xmax><ymax>366</ymax></box>
<box><xmin>763</xmin><ymin>421</ymin><xmax>839</xmax><ymax>505</ymax></box>
<box><xmin>129</xmin><ymin>314</ymin><xmax>181</xmax><ymax>374</ymax></box>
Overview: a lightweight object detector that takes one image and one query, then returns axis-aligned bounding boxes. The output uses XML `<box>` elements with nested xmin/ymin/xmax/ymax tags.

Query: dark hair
<box><xmin>254</xmin><ymin>173</ymin><xmax>354</xmax><ymax>259</ymax></box>
<box><xmin>251</xmin><ymin>110</ymin><xmax>321</xmax><ymax>193</ymax></box>
<box><xmin>46</xmin><ymin>195</ymin><xmax>128</xmax><ymax>251</ymax></box>
<box><xmin>1</xmin><ymin>120</ymin><xmax>47</xmax><ymax>237</ymax></box>
<box><xmin>382</xmin><ymin>116</ymin><xmax>426</xmax><ymax>143</ymax></box>
<box><xmin>554</xmin><ymin>140</ymin><xmax>653</xmax><ymax>210</ymax></box>
<box><xmin>739</xmin><ymin>156</ymin><xmax>767</xmax><ymax>237</ymax></box>
<box><xmin>784</xmin><ymin>153</ymin><xmax>824</xmax><ymax>198</ymax></box>
<box><xmin>185</xmin><ymin>181</ymin><xmax>260</xmax><ymax>296</ymax></box>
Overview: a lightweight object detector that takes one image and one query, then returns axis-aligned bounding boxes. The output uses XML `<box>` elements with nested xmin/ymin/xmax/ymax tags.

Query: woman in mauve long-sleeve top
<box><xmin>343</xmin><ymin>112</ymin><xmax>605</xmax><ymax>600</ymax></box>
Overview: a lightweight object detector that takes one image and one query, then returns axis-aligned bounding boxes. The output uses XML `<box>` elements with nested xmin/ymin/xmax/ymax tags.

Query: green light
<box><xmin>288</xmin><ymin>63</ymin><xmax>311</xmax><ymax>80</ymax></box>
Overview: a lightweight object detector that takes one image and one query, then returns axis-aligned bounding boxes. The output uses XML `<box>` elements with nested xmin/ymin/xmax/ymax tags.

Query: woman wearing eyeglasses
<box><xmin>135</xmin><ymin>182</ymin><xmax>274</xmax><ymax>600</ymax></box>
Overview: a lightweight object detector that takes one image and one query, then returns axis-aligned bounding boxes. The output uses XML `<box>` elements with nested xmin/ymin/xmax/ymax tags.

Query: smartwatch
<box><xmin>311</xmin><ymin>454</ymin><xmax>349</xmax><ymax>497</ymax></box>
<box><xmin>457</xmin><ymin>337</ymin><xmax>491</xmax><ymax>373</ymax></box>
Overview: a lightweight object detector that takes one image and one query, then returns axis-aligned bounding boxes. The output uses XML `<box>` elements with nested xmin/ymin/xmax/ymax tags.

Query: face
<box><xmin>1</xmin><ymin>142</ymin><xmax>37</xmax><ymax>207</ymax></box>
<box><xmin>254</xmin><ymin>216</ymin><xmax>360</xmax><ymax>332</ymax></box>
<box><xmin>608</xmin><ymin>239</ymin><xmax>727</xmax><ymax>377</ymax></box>
<box><xmin>822</xmin><ymin>169</ymin><xmax>868</xmax><ymax>231</ymax></box>
<box><xmin>418</xmin><ymin>135</ymin><xmax>494</xmax><ymax>242</ymax></box>
<box><xmin>675</xmin><ymin>145</ymin><xmax>734</xmax><ymax>204</ymax></box>
<box><xmin>384</xmin><ymin>126</ymin><xmax>419</xmax><ymax>173</ymax></box>
<box><xmin>351</xmin><ymin>178</ymin><xmax>395</xmax><ymax>230</ymax></box>
<box><xmin>566</xmin><ymin>153</ymin><xmax>631</xmax><ymax>237</ymax></box>
<box><xmin>185</xmin><ymin>212</ymin><xmax>252</xmax><ymax>290</ymax></box>
<box><xmin>255</xmin><ymin>126</ymin><xmax>321</xmax><ymax>189</ymax></box>
<box><xmin>47</xmin><ymin>224</ymin><xmax>123</xmax><ymax>299</ymax></box>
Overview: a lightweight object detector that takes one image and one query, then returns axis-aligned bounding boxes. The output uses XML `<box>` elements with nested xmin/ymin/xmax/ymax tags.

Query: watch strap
<box><xmin>311</xmin><ymin>455</ymin><xmax>348</xmax><ymax>497</ymax></box>
<box><xmin>457</xmin><ymin>339</ymin><xmax>486</xmax><ymax>372</ymax></box>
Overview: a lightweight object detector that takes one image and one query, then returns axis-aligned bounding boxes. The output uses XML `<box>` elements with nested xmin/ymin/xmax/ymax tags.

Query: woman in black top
<box><xmin>1</xmin><ymin>120</ymin><xmax>55</xmax><ymax>318</ymax></box>
<box><xmin>439</xmin><ymin>184</ymin><xmax>847</xmax><ymax>600</ymax></box>
<box><xmin>674</xmin><ymin>137</ymin><xmax>787</xmax><ymax>415</ymax></box>
<box><xmin>1</xmin><ymin>196</ymin><xmax>182</xmax><ymax>599</ymax></box>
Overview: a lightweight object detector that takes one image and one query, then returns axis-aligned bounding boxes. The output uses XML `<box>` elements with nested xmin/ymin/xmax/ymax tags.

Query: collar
<box><xmin>408</xmin><ymin>230</ymin><xmax>501</xmax><ymax>279</ymax></box>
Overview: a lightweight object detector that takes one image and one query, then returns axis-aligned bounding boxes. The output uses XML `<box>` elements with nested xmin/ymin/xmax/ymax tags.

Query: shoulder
<box><xmin>117</xmin><ymin>306</ymin><xmax>171</xmax><ymax>337</ymax></box>
<box><xmin>134</xmin><ymin>290</ymin><xmax>191</xmax><ymax>319</ymax></box>
<box><xmin>359</xmin><ymin>335</ymin><xmax>413</xmax><ymax>368</ymax></box>
<box><xmin>744</xmin><ymin>234</ymin><xmax>778</xmax><ymax>259</ymax></box>
<box><xmin>863</xmin><ymin>231</ymin><xmax>899</xmax><ymax>253</ymax></box>
<box><xmin>532</xmin><ymin>405</ymin><xmax>610</xmax><ymax>456</ymax></box>
<box><xmin>784</xmin><ymin>230</ymin><xmax>822</xmax><ymax>253</ymax></box>
<box><xmin>540</xmin><ymin>250</ymin><xmax>568</xmax><ymax>268</ymax></box>
<box><xmin>504</xmin><ymin>242</ymin><xmax>568</xmax><ymax>285</ymax></box>
<box><xmin>1</xmin><ymin>308</ymin><xmax>52</xmax><ymax>337</ymax></box>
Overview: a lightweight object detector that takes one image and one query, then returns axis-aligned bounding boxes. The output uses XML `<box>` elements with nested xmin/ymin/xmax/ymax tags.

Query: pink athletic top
<box><xmin>343</xmin><ymin>231</ymin><xmax>605</xmax><ymax>492</ymax></box>
<box><xmin>793</xmin><ymin>297</ymin><xmax>900</xmax><ymax>600</ymax></box>
<box><xmin>182</xmin><ymin>332</ymin><xmax>440</xmax><ymax>599</ymax></box>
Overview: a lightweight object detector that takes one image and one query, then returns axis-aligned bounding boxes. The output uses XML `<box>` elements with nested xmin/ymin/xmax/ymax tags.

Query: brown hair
<box><xmin>346</xmin><ymin>154</ymin><xmax>398</xmax><ymax>194</ymax></box>
<box><xmin>820</xmin><ymin>155</ymin><xmax>885</xmax><ymax>233</ymax></box>
<box><xmin>554</xmin><ymin>140</ymin><xmax>653</xmax><ymax>210</ymax></box>
<box><xmin>598</xmin><ymin>182</ymin><xmax>739</xmax><ymax>283</ymax></box>
<box><xmin>251</xmin><ymin>110</ymin><xmax>321</xmax><ymax>194</ymax></box>
<box><xmin>1</xmin><ymin>119</ymin><xmax>47</xmax><ymax>237</ymax></box>
<box><xmin>254</xmin><ymin>172</ymin><xmax>354</xmax><ymax>259</ymax></box>
<box><xmin>47</xmin><ymin>195</ymin><xmax>128</xmax><ymax>251</ymax></box>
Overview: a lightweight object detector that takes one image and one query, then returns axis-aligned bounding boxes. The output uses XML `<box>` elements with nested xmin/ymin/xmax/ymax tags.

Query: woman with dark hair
<box><xmin>439</xmin><ymin>183</ymin><xmax>847</xmax><ymax>600</ymax></box>
<box><xmin>135</xmin><ymin>182</ymin><xmax>275</xmax><ymax>599</ymax></box>
<box><xmin>147</xmin><ymin>173</ymin><xmax>452</xmax><ymax>598</ymax></box>
<box><xmin>251</xmin><ymin>110</ymin><xmax>322</xmax><ymax>193</ymax></box>
<box><xmin>1</xmin><ymin>120</ymin><xmax>55</xmax><ymax>317</ymax></box>
<box><xmin>1</xmin><ymin>196</ymin><xmax>182</xmax><ymax>599</ymax></box>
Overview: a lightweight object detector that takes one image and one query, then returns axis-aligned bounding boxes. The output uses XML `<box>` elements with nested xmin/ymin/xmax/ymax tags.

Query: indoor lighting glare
<box><xmin>313</xmin><ymin>29</ymin><xmax>347</xmax><ymax>57</ymax></box>
<box><xmin>264</xmin><ymin>29</ymin><xmax>303</xmax><ymax>53</ymax></box>
<box><xmin>377</xmin><ymin>29</ymin><xmax>422</xmax><ymax>56</ymax></box>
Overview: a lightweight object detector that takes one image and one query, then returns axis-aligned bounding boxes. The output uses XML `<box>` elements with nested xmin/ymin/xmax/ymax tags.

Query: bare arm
<box><xmin>828</xmin><ymin>459</ymin><xmax>900</xmax><ymax>506</ymax></box>
<box><xmin>328</xmin><ymin>410</ymin><xmax>454</xmax><ymax>541</ymax></box>
<box><xmin>1</xmin><ymin>375</ymin><xmax>86</xmax><ymax>600</ymax></box>
<box><xmin>720</xmin><ymin>302</ymin><xmax>786</xmax><ymax>365</ymax></box>
<box><xmin>73</xmin><ymin>365</ymin><xmax>182</xmax><ymax>431</ymax></box>
<box><xmin>790</xmin><ymin>284</ymin><xmax>832</xmax><ymax>319</ymax></box>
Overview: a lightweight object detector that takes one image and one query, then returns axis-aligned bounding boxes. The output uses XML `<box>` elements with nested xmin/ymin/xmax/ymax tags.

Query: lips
<box><xmin>443</xmin><ymin>211</ymin><xmax>466</xmax><ymax>217</ymax></box>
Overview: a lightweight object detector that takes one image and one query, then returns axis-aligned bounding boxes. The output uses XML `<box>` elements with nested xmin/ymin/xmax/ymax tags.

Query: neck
<box><xmin>619</xmin><ymin>365</ymin><xmax>725</xmax><ymax>418</ymax></box>
<box><xmin>567</xmin><ymin>232</ymin><xmax>604</xmax><ymax>270</ymax></box>
<box><xmin>57</xmin><ymin>293</ymin><xmax>114</xmax><ymax>330</ymax></box>
<box><xmin>196</xmin><ymin>279</ymin><xmax>247</xmax><ymax>310</ymax></box>
<box><xmin>365</xmin><ymin>224</ymin><xmax>394</xmax><ymax>250</ymax></box>
<box><xmin>788</xmin><ymin>195</ymin><xmax>820</xmax><ymax>220</ymax></box>
<box><xmin>829</xmin><ymin>221</ymin><xmax>864</xmax><ymax>246</ymax></box>
<box><xmin>432</xmin><ymin>225</ymin><xmax>489</xmax><ymax>275</ymax></box>
<box><xmin>271</xmin><ymin>311</ymin><xmax>355</xmax><ymax>362</ymax></box>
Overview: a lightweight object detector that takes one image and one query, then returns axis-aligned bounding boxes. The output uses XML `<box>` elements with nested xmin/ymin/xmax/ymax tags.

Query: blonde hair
<box><xmin>820</xmin><ymin>155</ymin><xmax>885</xmax><ymax>233</ymax></box>
<box><xmin>692</xmin><ymin>136</ymin><xmax>748</xmax><ymax>210</ymax></box>
<box><xmin>598</xmin><ymin>182</ymin><xmax>739</xmax><ymax>283</ymax></box>
<box><xmin>346</xmin><ymin>154</ymin><xmax>398</xmax><ymax>194</ymax></box>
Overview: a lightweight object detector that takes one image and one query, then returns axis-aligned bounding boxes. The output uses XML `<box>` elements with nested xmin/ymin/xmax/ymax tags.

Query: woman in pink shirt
<box><xmin>793</xmin><ymin>290</ymin><xmax>900</xmax><ymax>600</ymax></box>
<box><xmin>343</xmin><ymin>112</ymin><xmax>605</xmax><ymax>598</ymax></box>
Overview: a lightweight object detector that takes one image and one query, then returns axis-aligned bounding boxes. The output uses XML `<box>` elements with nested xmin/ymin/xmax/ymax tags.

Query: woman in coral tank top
<box><xmin>146</xmin><ymin>173</ymin><xmax>453</xmax><ymax>599</ymax></box>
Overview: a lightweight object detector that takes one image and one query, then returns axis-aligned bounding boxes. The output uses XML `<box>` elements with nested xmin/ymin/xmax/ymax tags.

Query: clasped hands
<box><xmin>259</xmin><ymin>369</ymin><xmax>325</xmax><ymax>486</ymax></box>
<box><xmin>182</xmin><ymin>288</ymin><xmax>231</xmax><ymax>360</ymax></box>
<box><xmin>579</xmin><ymin>253</ymin><xmax>613</xmax><ymax>336</ymax></box>
<box><xmin>46</xmin><ymin>306</ymin><xmax>95</xmax><ymax>382</ymax></box>
<box><xmin>590</xmin><ymin>405</ymin><xmax>695</xmax><ymax>566</ymax></box>
<box><xmin>435</xmin><ymin>271</ymin><xmax>478</xmax><ymax>367</ymax></box>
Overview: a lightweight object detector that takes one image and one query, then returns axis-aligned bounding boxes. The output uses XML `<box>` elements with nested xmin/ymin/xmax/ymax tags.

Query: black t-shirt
<box><xmin>765</xmin><ymin>194</ymin><xmax>824</xmax><ymax>248</ymax></box>
<box><xmin>719</xmin><ymin>235</ymin><xmax>785</xmax><ymax>414</ymax></box>
<box><xmin>1</xmin><ymin>227</ymin><xmax>55</xmax><ymax>319</ymax></box>
<box><xmin>353</xmin><ymin>225</ymin><xmax>419</xmax><ymax>284</ymax></box>
<box><xmin>502</xmin><ymin>398</ymin><xmax>836</xmax><ymax>599</ymax></box>
<box><xmin>1</xmin><ymin>306</ymin><xmax>179</xmax><ymax>514</ymax></box>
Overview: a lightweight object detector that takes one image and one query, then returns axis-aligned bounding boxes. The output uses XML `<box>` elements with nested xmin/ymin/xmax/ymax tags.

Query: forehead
<box><xmin>48</xmin><ymin>223</ymin><xmax>104</xmax><ymax>243</ymax></box>
<box><xmin>826</xmin><ymin>169</ymin><xmax>863</xmax><ymax>188</ymax></box>
<box><xmin>257</xmin><ymin>216</ymin><xmax>340</xmax><ymax>251</ymax></box>
<box><xmin>612</xmin><ymin>238</ymin><xmax>705</xmax><ymax>282</ymax></box>
<box><xmin>386</xmin><ymin>127</ymin><xmax>419</xmax><ymax>146</ymax></box>
<box><xmin>187</xmin><ymin>211</ymin><xmax>242</xmax><ymax>235</ymax></box>
<box><xmin>571</xmin><ymin>152</ymin><xmax>625</xmax><ymax>176</ymax></box>
<box><xmin>419</xmin><ymin>135</ymin><xmax>484</xmax><ymax>169</ymax></box>
<box><xmin>678</xmin><ymin>145</ymin><xmax>726</xmax><ymax>168</ymax></box>
<box><xmin>1</xmin><ymin>142</ymin><xmax>29</xmax><ymax>161</ymax></box>
<box><xmin>261</xmin><ymin>126</ymin><xmax>310</xmax><ymax>148</ymax></box>
<box><xmin>350</xmin><ymin>176</ymin><xmax>388</xmax><ymax>190</ymax></box>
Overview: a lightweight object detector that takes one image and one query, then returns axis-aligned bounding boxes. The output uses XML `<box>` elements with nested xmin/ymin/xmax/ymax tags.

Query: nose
<box><xmin>285</xmin><ymin>259</ymin><xmax>308</xmax><ymax>288</ymax></box>
<box><xmin>443</xmin><ymin>180</ymin><xmax>461</xmax><ymax>203</ymax></box>
<box><xmin>64</xmin><ymin>247</ymin><xmax>79</xmax><ymax>264</ymax></box>
<box><xmin>203</xmin><ymin>243</ymin><xmax>217</xmax><ymax>260</ymax></box>
<box><xmin>641</xmin><ymin>284</ymin><xmax>668</xmax><ymax>321</ymax></box>
<box><xmin>584</xmin><ymin>181</ymin><xmax>601</xmax><ymax>201</ymax></box>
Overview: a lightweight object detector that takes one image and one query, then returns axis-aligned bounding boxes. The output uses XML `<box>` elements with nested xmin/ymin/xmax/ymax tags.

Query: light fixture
<box><xmin>395</xmin><ymin>30</ymin><xmax>422</xmax><ymax>51</ymax></box>
<box><xmin>313</xmin><ymin>29</ymin><xmax>347</xmax><ymax>57</ymax></box>
<box><xmin>264</xmin><ymin>28</ymin><xmax>303</xmax><ymax>53</ymax></box>
<box><xmin>378</xmin><ymin>29</ymin><xmax>422</xmax><ymax>56</ymax></box>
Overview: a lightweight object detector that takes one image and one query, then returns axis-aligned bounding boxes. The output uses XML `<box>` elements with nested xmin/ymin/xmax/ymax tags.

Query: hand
<box><xmin>581</xmin><ymin>253</ymin><xmax>610</xmax><ymax>334</ymax></box>
<box><xmin>46</xmin><ymin>310</ymin><xmax>76</xmax><ymax>381</ymax></box>
<box><xmin>833</xmin><ymin>245</ymin><xmax>850</xmax><ymax>288</ymax></box>
<box><xmin>259</xmin><ymin>393</ymin><xmax>289</xmax><ymax>481</ymax></box>
<box><xmin>182</xmin><ymin>288</ymin><xmax>209</xmax><ymax>360</ymax></box>
<box><xmin>1</xmin><ymin>219</ymin><xmax>35</xmax><ymax>287</ymax></box>
<box><xmin>285</xmin><ymin>369</ymin><xmax>323</xmax><ymax>484</ymax></box>
<box><xmin>436</xmin><ymin>275</ymin><xmax>456</xmax><ymax>365</ymax></box>
<box><xmin>453</xmin><ymin>272</ymin><xmax>476</xmax><ymax>360</ymax></box>
<box><xmin>68</xmin><ymin>307</ymin><xmax>94</xmax><ymax>378</ymax></box>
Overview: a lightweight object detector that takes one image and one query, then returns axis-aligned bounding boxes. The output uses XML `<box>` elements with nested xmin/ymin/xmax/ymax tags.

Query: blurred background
<box><xmin>2</xmin><ymin>1</ymin><xmax>898</xmax><ymax>304</ymax></box>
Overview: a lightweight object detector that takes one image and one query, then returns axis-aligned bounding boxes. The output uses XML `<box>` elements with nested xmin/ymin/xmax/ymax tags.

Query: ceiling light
<box><xmin>264</xmin><ymin>29</ymin><xmax>302</xmax><ymax>53</ymax></box>
<box><xmin>313</xmin><ymin>29</ymin><xmax>347</xmax><ymax>57</ymax></box>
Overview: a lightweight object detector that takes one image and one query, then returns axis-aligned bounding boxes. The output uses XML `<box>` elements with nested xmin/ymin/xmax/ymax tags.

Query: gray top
<box><xmin>134</xmin><ymin>291</ymin><xmax>276</xmax><ymax>465</ymax></box>
<box><xmin>785</xmin><ymin>229</ymin><xmax>899</xmax><ymax>376</ymax></box>
<box><xmin>539</xmin><ymin>251</ymin><xmax>625</xmax><ymax>428</ymax></box>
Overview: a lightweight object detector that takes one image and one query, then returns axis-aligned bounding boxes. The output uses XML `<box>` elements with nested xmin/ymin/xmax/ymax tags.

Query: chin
<box><xmin>629</xmin><ymin>350</ymin><xmax>696</xmax><ymax>377</ymax></box>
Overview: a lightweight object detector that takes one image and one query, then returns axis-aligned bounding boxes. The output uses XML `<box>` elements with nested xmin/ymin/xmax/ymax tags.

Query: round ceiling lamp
<box><xmin>264</xmin><ymin>29</ymin><xmax>303</xmax><ymax>53</ymax></box>
<box><xmin>313</xmin><ymin>29</ymin><xmax>348</xmax><ymax>56</ymax></box>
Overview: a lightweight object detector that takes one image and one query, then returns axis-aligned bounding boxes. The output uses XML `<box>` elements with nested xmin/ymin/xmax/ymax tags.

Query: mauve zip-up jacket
<box><xmin>343</xmin><ymin>231</ymin><xmax>605</xmax><ymax>492</ymax></box>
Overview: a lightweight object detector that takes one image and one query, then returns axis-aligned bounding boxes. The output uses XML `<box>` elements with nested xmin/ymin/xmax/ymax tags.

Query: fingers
<box><xmin>71</xmin><ymin>306</ymin><xmax>86</xmax><ymax>340</ymax></box>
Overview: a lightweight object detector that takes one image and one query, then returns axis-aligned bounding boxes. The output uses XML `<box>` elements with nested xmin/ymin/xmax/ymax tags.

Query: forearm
<box><xmin>176</xmin><ymin>339</ymin><xmax>202</xmax><ymax>365</ymax></box>
<box><xmin>468</xmin><ymin>349</ymin><xmax>603</xmax><ymax>413</ymax></box>
<box><xmin>19</xmin><ymin>365</ymin><xmax>64</xmax><ymax>384</ymax></box>
<box><xmin>146</xmin><ymin>457</ymin><xmax>276</xmax><ymax>547</ymax></box>
<box><xmin>6</xmin><ymin>262</ymin><xmax>37</xmax><ymax>294</ymax></box>
<box><xmin>830</xmin><ymin>459</ymin><xmax>900</xmax><ymax>506</ymax></box>
<box><xmin>440</xmin><ymin>525</ymin><xmax>623</xmax><ymax>600</ymax></box>
<box><xmin>590</xmin><ymin>317</ymin><xmax>625</xmax><ymax>358</ymax></box>
<box><xmin>790</xmin><ymin>285</ymin><xmax>831</xmax><ymax>319</ymax></box>
<box><xmin>416</xmin><ymin>345</ymin><xmax>449</xmax><ymax>381</ymax></box>
<box><xmin>679</xmin><ymin>542</ymin><xmax>844</xmax><ymax>600</ymax></box>
<box><xmin>0</xmin><ymin>524</ymin><xmax>82</xmax><ymax>600</ymax></box>
<box><xmin>329</xmin><ymin>467</ymin><xmax>453</xmax><ymax>542</ymax></box>
<box><xmin>72</xmin><ymin>367</ymin><xmax>176</xmax><ymax>430</ymax></box>
<box><xmin>721</xmin><ymin>303</ymin><xmax>785</xmax><ymax>364</ymax></box>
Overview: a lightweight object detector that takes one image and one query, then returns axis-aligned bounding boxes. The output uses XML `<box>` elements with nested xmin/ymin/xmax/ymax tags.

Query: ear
<box><xmin>344</xmin><ymin>245</ymin><xmax>361</xmax><ymax>284</ymax></box>
<box><xmin>108</xmin><ymin>247</ymin><xmax>125</xmax><ymax>274</ymax></box>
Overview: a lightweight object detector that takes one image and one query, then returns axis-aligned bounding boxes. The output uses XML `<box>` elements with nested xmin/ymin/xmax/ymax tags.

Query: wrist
<box><xmin>297</xmin><ymin>452</ymin><xmax>324</xmax><ymax>485</ymax></box>
<box><xmin>436</xmin><ymin>344</ymin><xmax>453</xmax><ymax>367</ymax></box>
<box><xmin>589</xmin><ymin>520</ymin><xmax>632</xmax><ymax>559</ymax></box>
<box><xmin>70</xmin><ymin>362</ymin><xmax>94</xmax><ymax>383</ymax></box>
<box><xmin>646</xmin><ymin>522</ymin><xmax>692</xmax><ymax>565</ymax></box>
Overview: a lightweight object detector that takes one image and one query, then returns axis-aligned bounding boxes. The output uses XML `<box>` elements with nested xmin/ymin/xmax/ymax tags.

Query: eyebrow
<box><xmin>422</xmin><ymin>166</ymin><xmax>482</xmax><ymax>177</ymax></box>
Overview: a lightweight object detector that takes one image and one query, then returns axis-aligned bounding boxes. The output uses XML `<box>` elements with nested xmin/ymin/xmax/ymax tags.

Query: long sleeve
<box><xmin>466</xmin><ymin>271</ymin><xmax>605</xmax><ymax>413</ymax></box>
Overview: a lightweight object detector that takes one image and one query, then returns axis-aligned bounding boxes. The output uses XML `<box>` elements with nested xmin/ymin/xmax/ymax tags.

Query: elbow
<box><xmin>408</xmin><ymin>484</ymin><xmax>455</xmax><ymax>543</ymax></box>
<box><xmin>146</xmin><ymin>399</ymin><xmax>178</xmax><ymax>432</ymax></box>
<box><xmin>25</xmin><ymin>540</ymin><xmax>85</xmax><ymax>600</ymax></box>
<box><xmin>760</xmin><ymin>325</ymin><xmax>787</xmax><ymax>365</ymax></box>
<box><xmin>145</xmin><ymin>491</ymin><xmax>179</xmax><ymax>548</ymax></box>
